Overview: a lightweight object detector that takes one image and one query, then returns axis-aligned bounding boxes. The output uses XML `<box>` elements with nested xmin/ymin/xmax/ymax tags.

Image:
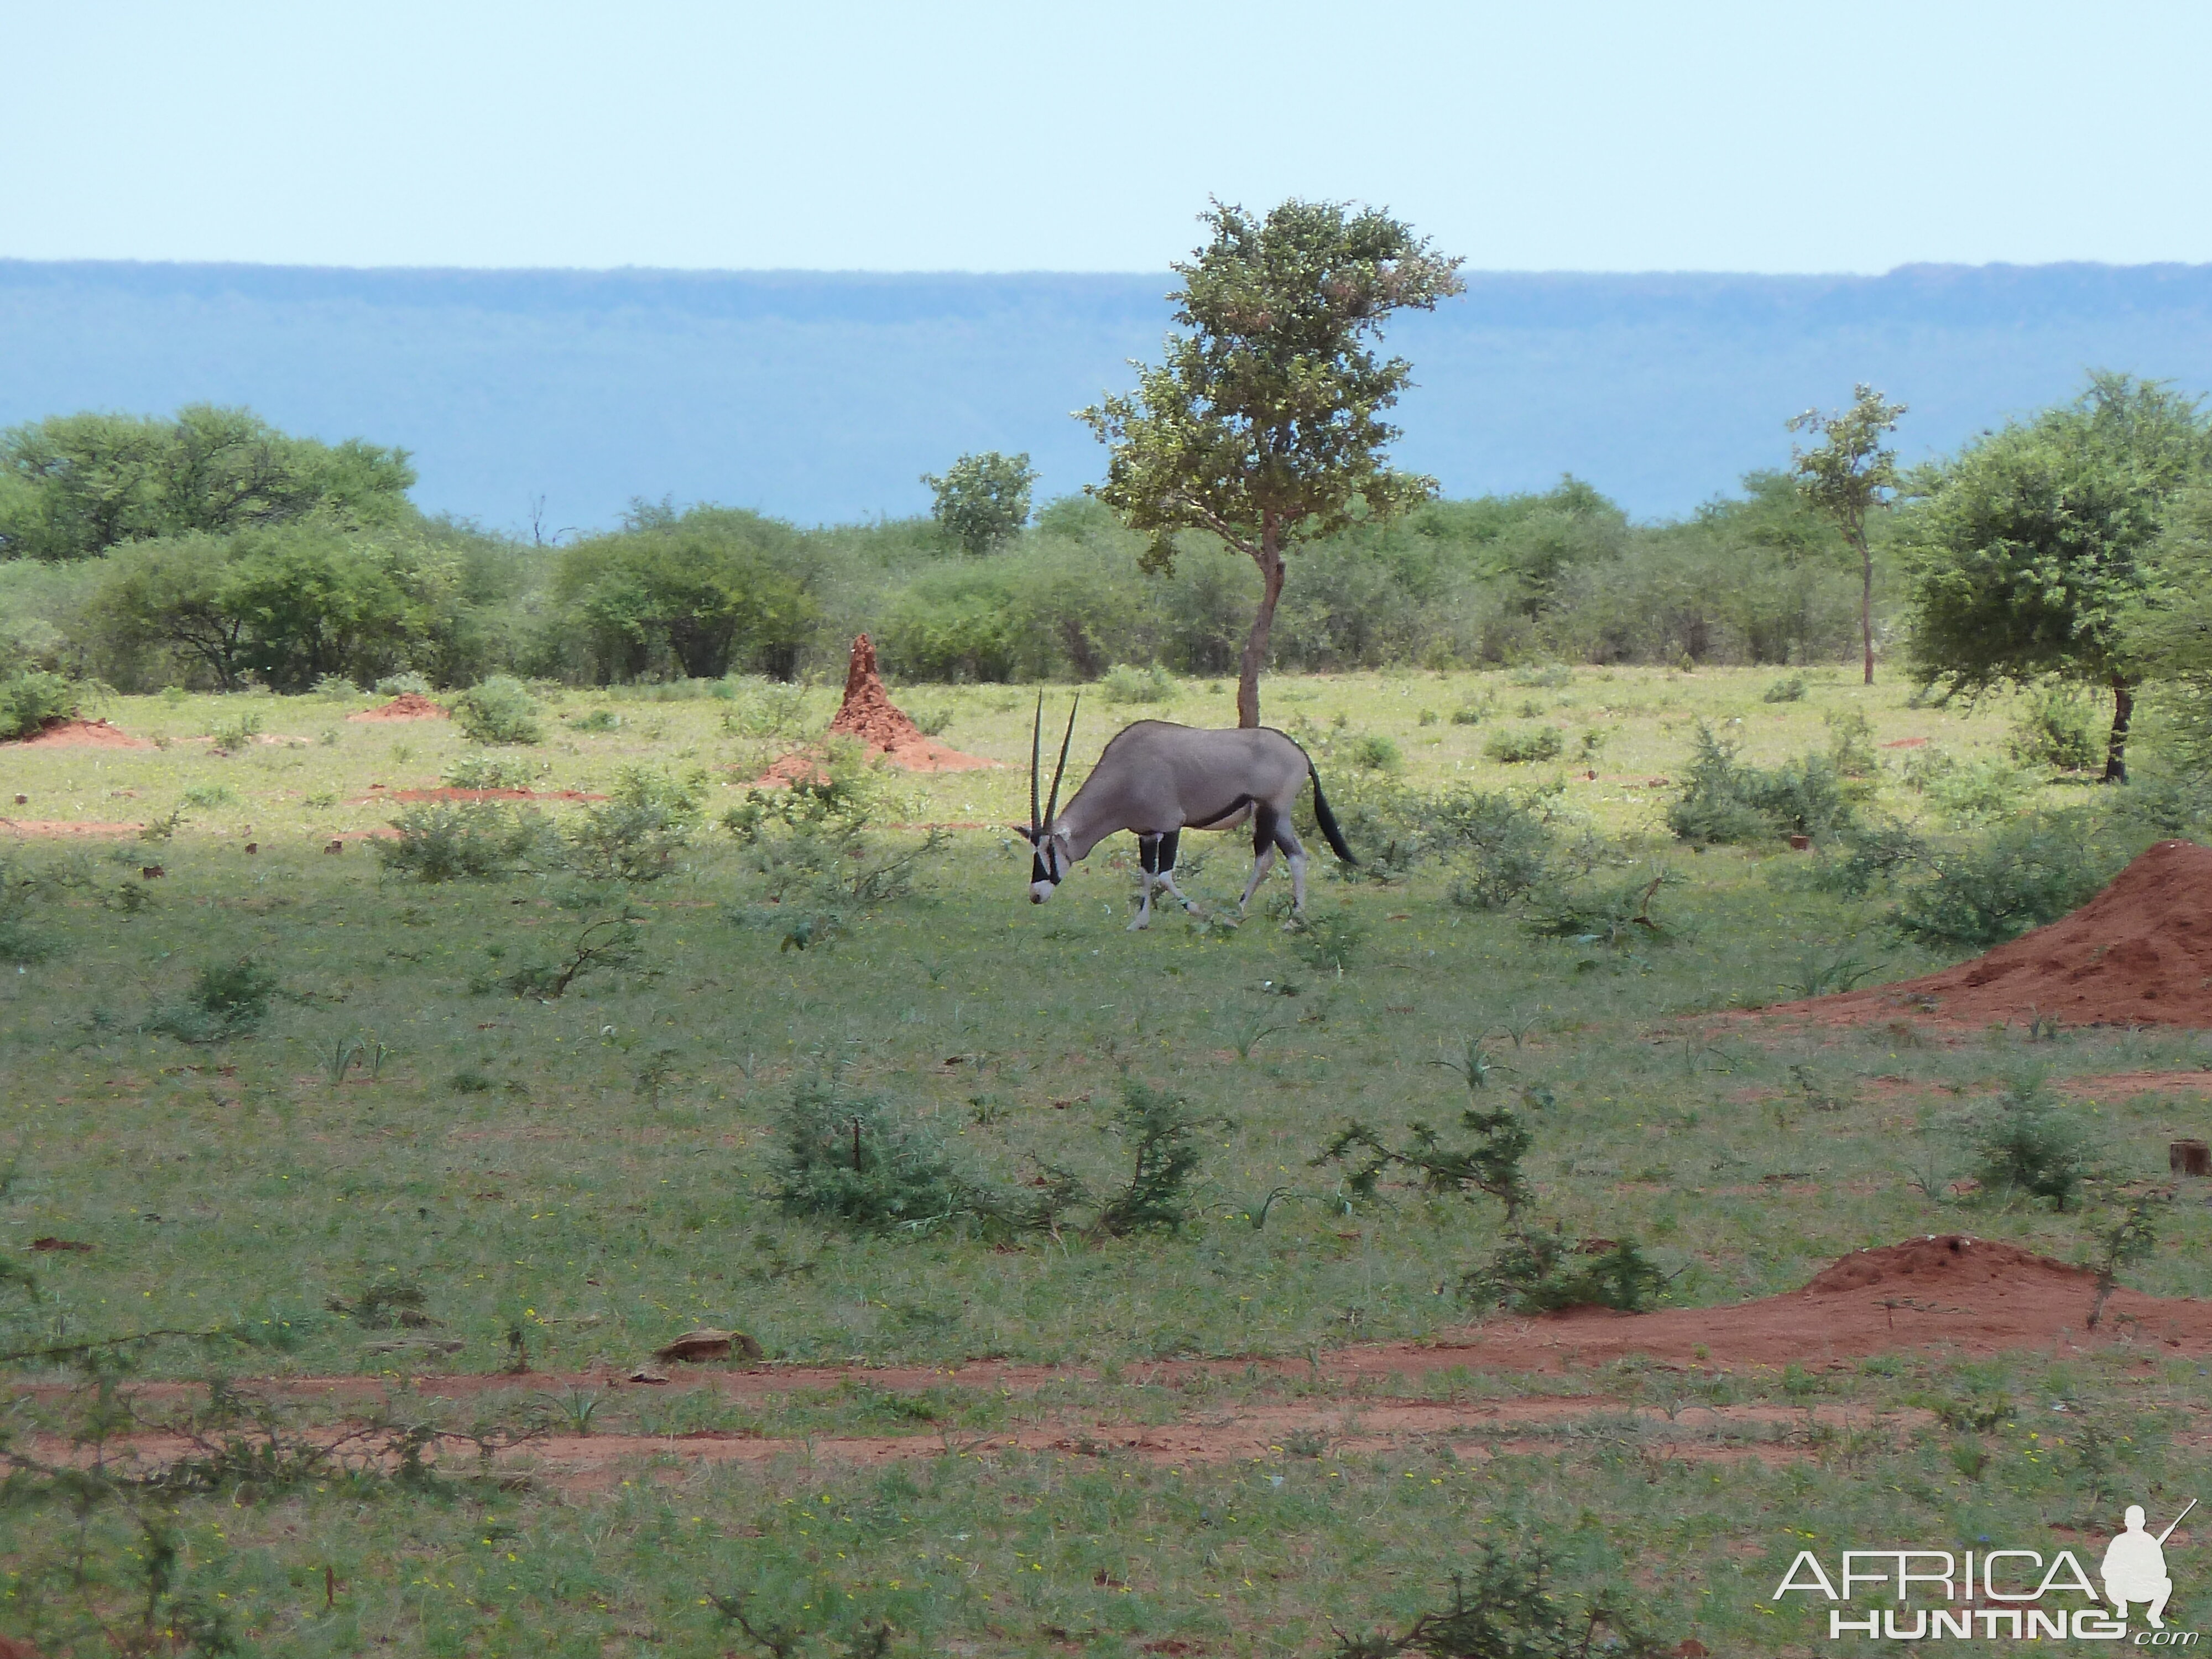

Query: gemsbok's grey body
<box><xmin>1018</xmin><ymin>700</ymin><xmax>1357</xmax><ymax>928</ymax></box>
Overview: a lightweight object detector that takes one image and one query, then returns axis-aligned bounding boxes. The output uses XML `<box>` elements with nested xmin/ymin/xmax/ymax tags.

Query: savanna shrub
<box><xmin>312</xmin><ymin>672</ymin><xmax>360</xmax><ymax>699</ymax></box>
<box><xmin>1292</xmin><ymin>906</ymin><xmax>1367</xmax><ymax>971</ymax></box>
<box><xmin>771</xmin><ymin>1075</ymin><xmax>1004</xmax><ymax>1232</ymax></box>
<box><xmin>1667</xmin><ymin>723</ymin><xmax>1856</xmax><ymax>844</ymax></box>
<box><xmin>149</xmin><ymin>955</ymin><xmax>280</xmax><ymax>1043</ymax></box>
<box><xmin>374</xmin><ymin>671</ymin><xmax>432</xmax><ymax>697</ymax></box>
<box><xmin>1815</xmin><ymin>817</ymin><xmax>1929</xmax><ymax>896</ymax></box>
<box><xmin>1522</xmin><ymin>868</ymin><xmax>1676</xmax><ymax>946</ymax></box>
<box><xmin>374</xmin><ymin>801</ymin><xmax>551</xmax><ymax>883</ymax></box>
<box><xmin>1483</xmin><ymin>724</ymin><xmax>1563</xmax><ymax>764</ymax></box>
<box><xmin>1350</xmin><ymin>732</ymin><xmax>1402</xmax><ymax>771</ymax></box>
<box><xmin>1449</xmin><ymin>697</ymin><xmax>1493</xmax><ymax>726</ymax></box>
<box><xmin>1433</xmin><ymin>789</ymin><xmax>1559</xmax><ymax>910</ymax></box>
<box><xmin>2011</xmin><ymin>689</ymin><xmax>2103</xmax><ymax>772</ymax></box>
<box><xmin>1092</xmin><ymin>1080</ymin><xmax>1219</xmax><ymax>1237</ymax></box>
<box><xmin>1464</xmin><ymin>1229</ymin><xmax>1668</xmax><ymax>1313</ymax></box>
<box><xmin>1892</xmin><ymin>814</ymin><xmax>2115</xmax><ymax>949</ymax></box>
<box><xmin>1953</xmin><ymin>1079</ymin><xmax>2095</xmax><ymax>1209</ymax></box>
<box><xmin>449</xmin><ymin>675</ymin><xmax>542</xmax><ymax>744</ymax></box>
<box><xmin>1099</xmin><ymin>662</ymin><xmax>1175</xmax><ymax>703</ymax></box>
<box><xmin>566</xmin><ymin>765</ymin><xmax>706</xmax><ymax>883</ymax></box>
<box><xmin>0</xmin><ymin>670</ymin><xmax>78</xmax><ymax>739</ymax></box>
<box><xmin>441</xmin><ymin>754</ymin><xmax>535</xmax><ymax>790</ymax></box>
<box><xmin>1762</xmin><ymin>675</ymin><xmax>1807</xmax><ymax>703</ymax></box>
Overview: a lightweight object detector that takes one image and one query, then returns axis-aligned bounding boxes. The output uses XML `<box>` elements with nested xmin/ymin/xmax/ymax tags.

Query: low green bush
<box><xmin>1762</xmin><ymin>675</ymin><xmax>1807</xmax><ymax>703</ymax></box>
<box><xmin>0</xmin><ymin>670</ymin><xmax>78</xmax><ymax>740</ymax></box>
<box><xmin>148</xmin><ymin>956</ymin><xmax>280</xmax><ymax>1044</ymax></box>
<box><xmin>2011</xmin><ymin>689</ymin><xmax>2103</xmax><ymax>772</ymax></box>
<box><xmin>441</xmin><ymin>754</ymin><xmax>535</xmax><ymax>791</ymax></box>
<box><xmin>1522</xmin><ymin>868</ymin><xmax>1676</xmax><ymax>946</ymax></box>
<box><xmin>1666</xmin><ymin>723</ymin><xmax>1855</xmax><ymax>844</ymax></box>
<box><xmin>1099</xmin><ymin>662</ymin><xmax>1175</xmax><ymax>703</ymax></box>
<box><xmin>1350</xmin><ymin>732</ymin><xmax>1402</xmax><ymax>771</ymax></box>
<box><xmin>566</xmin><ymin>766</ymin><xmax>706</xmax><ymax>883</ymax></box>
<box><xmin>373</xmin><ymin>801</ymin><xmax>551</xmax><ymax>883</ymax></box>
<box><xmin>1432</xmin><ymin>789</ymin><xmax>1560</xmax><ymax>911</ymax></box>
<box><xmin>1892</xmin><ymin>813</ymin><xmax>2114</xmax><ymax>949</ymax></box>
<box><xmin>1483</xmin><ymin>724</ymin><xmax>1563</xmax><ymax>764</ymax></box>
<box><xmin>1464</xmin><ymin>1229</ymin><xmax>1668</xmax><ymax>1313</ymax></box>
<box><xmin>1092</xmin><ymin>1081</ymin><xmax>1219</xmax><ymax>1237</ymax></box>
<box><xmin>771</xmin><ymin>1075</ymin><xmax>1025</xmax><ymax>1233</ymax></box>
<box><xmin>449</xmin><ymin>675</ymin><xmax>542</xmax><ymax>745</ymax></box>
<box><xmin>1449</xmin><ymin>697</ymin><xmax>1493</xmax><ymax>726</ymax></box>
<box><xmin>1952</xmin><ymin>1078</ymin><xmax>2095</xmax><ymax>1210</ymax></box>
<box><xmin>374</xmin><ymin>671</ymin><xmax>432</xmax><ymax>697</ymax></box>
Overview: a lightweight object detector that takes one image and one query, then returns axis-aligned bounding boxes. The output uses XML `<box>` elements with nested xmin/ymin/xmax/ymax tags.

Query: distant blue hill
<box><xmin>6</xmin><ymin>259</ymin><xmax>2212</xmax><ymax>535</ymax></box>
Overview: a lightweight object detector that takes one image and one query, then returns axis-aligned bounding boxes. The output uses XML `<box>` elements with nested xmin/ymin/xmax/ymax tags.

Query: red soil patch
<box><xmin>353</xmin><ymin>787</ymin><xmax>608</xmax><ymax>804</ymax></box>
<box><xmin>346</xmin><ymin>692</ymin><xmax>448</xmax><ymax>722</ymax></box>
<box><xmin>1881</xmin><ymin>736</ymin><xmax>1929</xmax><ymax>749</ymax></box>
<box><xmin>6</xmin><ymin>717</ymin><xmax>153</xmax><ymax>749</ymax></box>
<box><xmin>0</xmin><ymin>818</ymin><xmax>144</xmax><ymax>837</ymax></box>
<box><xmin>751</xmin><ymin>634</ymin><xmax>997</xmax><ymax>784</ymax></box>
<box><xmin>1765</xmin><ymin>839</ymin><xmax>2212</xmax><ymax>1029</ymax></box>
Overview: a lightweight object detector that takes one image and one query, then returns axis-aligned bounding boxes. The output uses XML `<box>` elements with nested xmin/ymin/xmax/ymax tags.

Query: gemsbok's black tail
<box><xmin>1307</xmin><ymin>764</ymin><xmax>1357</xmax><ymax>865</ymax></box>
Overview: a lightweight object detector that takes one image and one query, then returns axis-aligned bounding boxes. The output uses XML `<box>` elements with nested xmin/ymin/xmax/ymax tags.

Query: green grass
<box><xmin>2</xmin><ymin>667</ymin><xmax>2208</xmax><ymax>1655</ymax></box>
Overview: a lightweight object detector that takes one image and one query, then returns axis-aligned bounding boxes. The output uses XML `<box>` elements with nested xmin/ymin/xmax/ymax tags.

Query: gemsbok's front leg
<box><xmin>1130</xmin><ymin>834</ymin><xmax>1161</xmax><ymax>930</ymax></box>
<box><xmin>1152</xmin><ymin>830</ymin><xmax>1199</xmax><ymax>912</ymax></box>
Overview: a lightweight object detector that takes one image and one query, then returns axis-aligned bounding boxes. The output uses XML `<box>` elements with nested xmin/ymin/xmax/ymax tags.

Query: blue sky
<box><xmin>11</xmin><ymin>1</ymin><xmax>2212</xmax><ymax>273</ymax></box>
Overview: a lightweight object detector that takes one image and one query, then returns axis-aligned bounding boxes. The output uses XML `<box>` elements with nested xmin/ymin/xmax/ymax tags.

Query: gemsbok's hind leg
<box><xmin>1238</xmin><ymin>807</ymin><xmax>1280</xmax><ymax>913</ymax></box>
<box><xmin>1279</xmin><ymin>825</ymin><xmax>1310</xmax><ymax>915</ymax></box>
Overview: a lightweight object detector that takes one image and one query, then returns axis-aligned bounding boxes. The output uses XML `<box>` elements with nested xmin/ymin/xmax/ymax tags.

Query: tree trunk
<box><xmin>1237</xmin><ymin>530</ymin><xmax>1284</xmax><ymax>729</ymax></box>
<box><xmin>1858</xmin><ymin>531</ymin><xmax>1875</xmax><ymax>685</ymax></box>
<box><xmin>2106</xmin><ymin>676</ymin><xmax>2135</xmax><ymax>783</ymax></box>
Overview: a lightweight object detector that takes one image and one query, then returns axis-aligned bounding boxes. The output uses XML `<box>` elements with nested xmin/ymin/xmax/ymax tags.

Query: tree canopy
<box><xmin>923</xmin><ymin>451</ymin><xmax>1037</xmax><ymax>555</ymax></box>
<box><xmin>1904</xmin><ymin>372</ymin><xmax>2212</xmax><ymax>780</ymax></box>
<box><xmin>1790</xmin><ymin>385</ymin><xmax>1905</xmax><ymax>684</ymax></box>
<box><xmin>1081</xmin><ymin>198</ymin><xmax>1463</xmax><ymax>726</ymax></box>
<box><xmin>0</xmin><ymin>405</ymin><xmax>416</xmax><ymax>562</ymax></box>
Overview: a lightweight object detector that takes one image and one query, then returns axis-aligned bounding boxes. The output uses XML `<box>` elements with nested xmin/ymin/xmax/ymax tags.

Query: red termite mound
<box><xmin>6</xmin><ymin>718</ymin><xmax>154</xmax><ymax>749</ymax></box>
<box><xmin>752</xmin><ymin>635</ymin><xmax>997</xmax><ymax>784</ymax></box>
<box><xmin>346</xmin><ymin>692</ymin><xmax>448</xmax><ymax>722</ymax></box>
<box><xmin>1771</xmin><ymin>838</ymin><xmax>2212</xmax><ymax>1029</ymax></box>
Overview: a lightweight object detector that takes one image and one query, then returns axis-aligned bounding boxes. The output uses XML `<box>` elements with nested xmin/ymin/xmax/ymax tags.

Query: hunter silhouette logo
<box><xmin>1772</xmin><ymin>1498</ymin><xmax>2196</xmax><ymax>1641</ymax></box>
<box><xmin>2105</xmin><ymin>1500</ymin><xmax>2193</xmax><ymax>1631</ymax></box>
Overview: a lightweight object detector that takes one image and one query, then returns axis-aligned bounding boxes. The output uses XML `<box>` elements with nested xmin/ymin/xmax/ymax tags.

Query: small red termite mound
<box><xmin>750</xmin><ymin>635</ymin><xmax>998</xmax><ymax>785</ymax></box>
<box><xmin>347</xmin><ymin>692</ymin><xmax>449</xmax><ymax>722</ymax></box>
<box><xmin>6</xmin><ymin>718</ymin><xmax>154</xmax><ymax>749</ymax></box>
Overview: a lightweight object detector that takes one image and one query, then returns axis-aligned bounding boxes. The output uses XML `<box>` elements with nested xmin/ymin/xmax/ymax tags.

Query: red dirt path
<box><xmin>1765</xmin><ymin>839</ymin><xmax>2212</xmax><ymax>1029</ymax></box>
<box><xmin>5</xmin><ymin>718</ymin><xmax>154</xmax><ymax>749</ymax></box>
<box><xmin>353</xmin><ymin>787</ymin><xmax>608</xmax><ymax>804</ymax></box>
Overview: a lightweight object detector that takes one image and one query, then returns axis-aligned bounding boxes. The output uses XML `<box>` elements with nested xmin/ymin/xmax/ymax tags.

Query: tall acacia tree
<box><xmin>1079</xmin><ymin>200</ymin><xmax>1463</xmax><ymax>727</ymax></box>
<box><xmin>1789</xmin><ymin>384</ymin><xmax>1905</xmax><ymax>685</ymax></box>
<box><xmin>1906</xmin><ymin>373</ymin><xmax>2212</xmax><ymax>782</ymax></box>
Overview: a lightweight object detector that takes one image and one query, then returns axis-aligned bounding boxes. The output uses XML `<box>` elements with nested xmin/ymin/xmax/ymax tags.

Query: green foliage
<box><xmin>1291</xmin><ymin>905</ymin><xmax>1367</xmax><ymax>971</ymax></box>
<box><xmin>1817</xmin><ymin>816</ymin><xmax>1929</xmax><ymax>897</ymax></box>
<box><xmin>1463</xmin><ymin>1228</ymin><xmax>1668</xmax><ymax>1313</ymax></box>
<box><xmin>207</xmin><ymin>707</ymin><xmax>262</xmax><ymax>753</ymax></box>
<box><xmin>440</xmin><ymin>753</ymin><xmax>535</xmax><ymax>790</ymax></box>
<box><xmin>1892</xmin><ymin>813</ymin><xmax>2114</xmax><ymax>948</ymax></box>
<box><xmin>566</xmin><ymin>766</ymin><xmax>706</xmax><ymax>883</ymax></box>
<box><xmin>1906</xmin><ymin>373</ymin><xmax>2212</xmax><ymax>779</ymax></box>
<box><xmin>1081</xmin><ymin>197</ymin><xmax>1464</xmax><ymax>723</ymax></box>
<box><xmin>448</xmin><ymin>674</ymin><xmax>542</xmax><ymax>744</ymax></box>
<box><xmin>491</xmin><ymin>914</ymin><xmax>641</xmax><ymax>999</ymax></box>
<box><xmin>1521</xmin><ymin>869</ymin><xmax>1676</xmax><ymax>947</ymax></box>
<box><xmin>1350</xmin><ymin>732</ymin><xmax>1403</xmax><ymax>771</ymax></box>
<box><xmin>373</xmin><ymin>801</ymin><xmax>551</xmax><ymax>883</ymax></box>
<box><xmin>1092</xmin><ymin>1080</ymin><xmax>1218</xmax><ymax>1237</ymax></box>
<box><xmin>1333</xmin><ymin>1546</ymin><xmax>1671</xmax><ymax>1658</ymax></box>
<box><xmin>0</xmin><ymin>403</ymin><xmax>414</xmax><ymax>563</ymax></box>
<box><xmin>1317</xmin><ymin>1102</ymin><xmax>1533</xmax><ymax>1220</ymax></box>
<box><xmin>1666</xmin><ymin>723</ymin><xmax>1855</xmax><ymax>844</ymax></box>
<box><xmin>1953</xmin><ymin>1078</ymin><xmax>2095</xmax><ymax>1210</ymax></box>
<box><xmin>1099</xmin><ymin>661</ymin><xmax>1176</xmax><ymax>703</ymax></box>
<box><xmin>149</xmin><ymin>955</ymin><xmax>280</xmax><ymax>1043</ymax></box>
<box><xmin>0</xmin><ymin>668</ymin><xmax>77</xmax><ymax>739</ymax></box>
<box><xmin>2010</xmin><ymin>688</ymin><xmax>2103</xmax><ymax>771</ymax></box>
<box><xmin>2087</xmin><ymin>1190</ymin><xmax>2167</xmax><ymax>1329</ymax></box>
<box><xmin>921</xmin><ymin>451</ymin><xmax>1037</xmax><ymax>555</ymax></box>
<box><xmin>1762</xmin><ymin>674</ymin><xmax>1807</xmax><ymax>703</ymax></box>
<box><xmin>1480</xmin><ymin>724</ymin><xmax>1562</xmax><ymax>764</ymax></box>
<box><xmin>1436</xmin><ymin>789</ymin><xmax>1563</xmax><ymax>911</ymax></box>
<box><xmin>1790</xmin><ymin>384</ymin><xmax>1906</xmax><ymax>680</ymax></box>
<box><xmin>770</xmin><ymin>1075</ymin><xmax>1004</xmax><ymax>1233</ymax></box>
<box><xmin>553</xmin><ymin>504</ymin><xmax>820</xmax><ymax>682</ymax></box>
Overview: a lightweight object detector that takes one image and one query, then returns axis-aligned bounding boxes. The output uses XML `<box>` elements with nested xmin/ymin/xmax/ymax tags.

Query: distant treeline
<box><xmin>0</xmin><ymin>405</ymin><xmax>1875</xmax><ymax>693</ymax></box>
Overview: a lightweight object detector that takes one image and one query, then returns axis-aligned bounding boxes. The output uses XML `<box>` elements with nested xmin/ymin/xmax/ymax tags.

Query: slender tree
<box><xmin>1079</xmin><ymin>199</ymin><xmax>1463</xmax><ymax>727</ymax></box>
<box><xmin>1906</xmin><ymin>373</ymin><xmax>2212</xmax><ymax>781</ymax></box>
<box><xmin>922</xmin><ymin>451</ymin><xmax>1038</xmax><ymax>555</ymax></box>
<box><xmin>1788</xmin><ymin>385</ymin><xmax>1905</xmax><ymax>684</ymax></box>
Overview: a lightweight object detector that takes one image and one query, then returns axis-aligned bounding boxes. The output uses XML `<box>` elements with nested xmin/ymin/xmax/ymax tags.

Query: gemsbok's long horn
<box><xmin>1043</xmin><ymin>695</ymin><xmax>1080</xmax><ymax>830</ymax></box>
<box><xmin>2157</xmin><ymin>1498</ymin><xmax>2198</xmax><ymax>1546</ymax></box>
<box><xmin>1029</xmin><ymin>691</ymin><xmax>1045</xmax><ymax>833</ymax></box>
